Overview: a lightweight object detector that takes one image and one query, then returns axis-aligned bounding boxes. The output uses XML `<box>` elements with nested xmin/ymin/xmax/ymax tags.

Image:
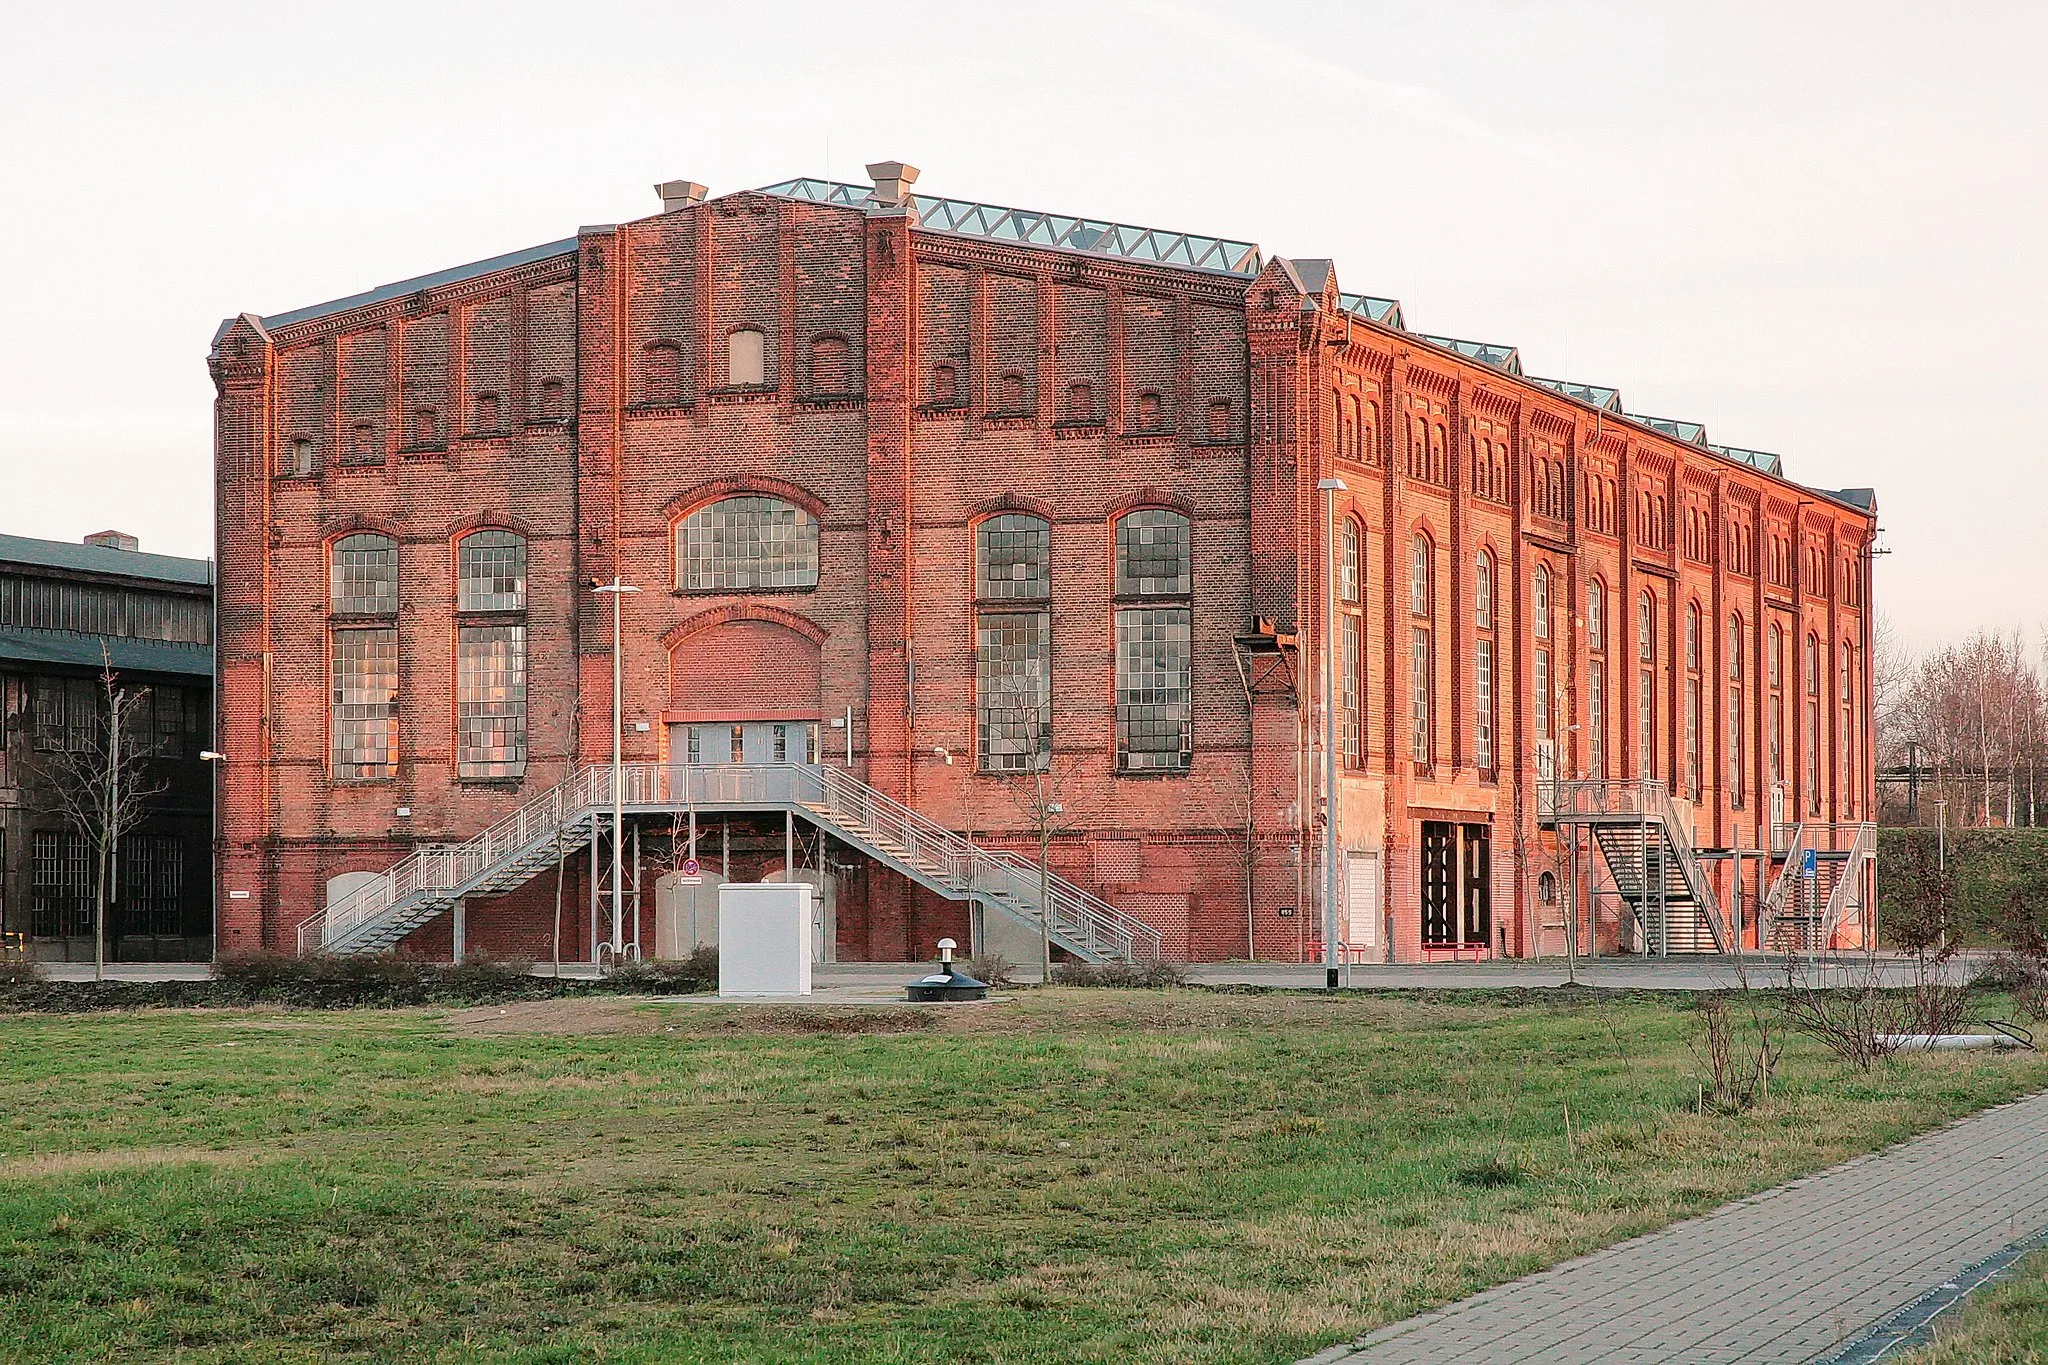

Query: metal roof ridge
<box><xmin>0</xmin><ymin>532</ymin><xmax>213</xmax><ymax>586</ymax></box>
<box><xmin>251</xmin><ymin>237</ymin><xmax>579</xmax><ymax>337</ymax></box>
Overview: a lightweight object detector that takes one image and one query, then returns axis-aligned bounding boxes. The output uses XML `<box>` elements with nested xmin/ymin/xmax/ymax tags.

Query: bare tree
<box><xmin>30</xmin><ymin>659</ymin><xmax>165</xmax><ymax>980</ymax></box>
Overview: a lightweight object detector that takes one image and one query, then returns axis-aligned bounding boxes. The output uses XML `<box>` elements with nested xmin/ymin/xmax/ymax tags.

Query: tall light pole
<box><xmin>593</xmin><ymin>578</ymin><xmax>639</xmax><ymax>967</ymax></box>
<box><xmin>1317</xmin><ymin>476</ymin><xmax>1347</xmax><ymax>990</ymax></box>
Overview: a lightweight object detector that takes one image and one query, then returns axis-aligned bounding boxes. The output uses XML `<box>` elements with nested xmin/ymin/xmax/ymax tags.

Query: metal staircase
<box><xmin>1762</xmin><ymin>822</ymin><xmax>1876</xmax><ymax>953</ymax></box>
<box><xmin>296</xmin><ymin>763</ymin><xmax>1164</xmax><ymax>964</ymax></box>
<box><xmin>1539</xmin><ymin>780</ymin><xmax>1731</xmax><ymax>955</ymax></box>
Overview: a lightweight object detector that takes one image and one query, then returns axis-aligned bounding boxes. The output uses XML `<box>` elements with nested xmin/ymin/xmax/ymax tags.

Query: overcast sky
<box><xmin>2</xmin><ymin>1</ymin><xmax>2040</xmax><ymax>650</ymax></box>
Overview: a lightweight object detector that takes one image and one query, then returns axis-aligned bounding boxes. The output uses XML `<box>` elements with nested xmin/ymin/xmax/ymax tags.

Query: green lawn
<box><xmin>1</xmin><ymin>989</ymin><xmax>2044</xmax><ymax>1363</ymax></box>
<box><xmin>1898</xmin><ymin>1250</ymin><xmax>2048</xmax><ymax>1363</ymax></box>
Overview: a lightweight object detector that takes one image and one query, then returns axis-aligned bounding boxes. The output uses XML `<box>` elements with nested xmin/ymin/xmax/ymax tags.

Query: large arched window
<box><xmin>1113</xmin><ymin>510</ymin><xmax>1192</xmax><ymax>772</ymax></box>
<box><xmin>676</xmin><ymin>497</ymin><xmax>819</xmax><ymax>591</ymax></box>
<box><xmin>976</xmin><ymin>514</ymin><xmax>1052</xmax><ymax>772</ymax></box>
<box><xmin>1727</xmin><ymin>613</ymin><xmax>1746</xmax><ymax>807</ymax></box>
<box><xmin>1341</xmin><ymin>518</ymin><xmax>1366</xmax><ymax>768</ymax></box>
<box><xmin>455</xmin><ymin>531</ymin><xmax>528</xmax><ymax>779</ymax></box>
<box><xmin>457</xmin><ymin>530</ymin><xmax>526</xmax><ymax>612</ymax></box>
<box><xmin>1475</xmin><ymin>548</ymin><xmax>1496</xmax><ymax>771</ymax></box>
<box><xmin>329</xmin><ymin>533</ymin><xmax>398</xmax><ymax>780</ymax></box>
<box><xmin>1410</xmin><ymin>533</ymin><xmax>1435</xmax><ymax>764</ymax></box>
<box><xmin>331</xmin><ymin>533</ymin><xmax>398</xmax><ymax>615</ymax></box>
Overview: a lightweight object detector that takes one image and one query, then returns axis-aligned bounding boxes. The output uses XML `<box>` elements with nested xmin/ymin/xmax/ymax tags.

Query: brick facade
<box><xmin>209</xmin><ymin>169</ymin><xmax>1877</xmax><ymax>963</ymax></box>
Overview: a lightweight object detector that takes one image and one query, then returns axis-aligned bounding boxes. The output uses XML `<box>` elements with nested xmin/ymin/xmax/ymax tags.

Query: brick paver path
<box><xmin>1303</xmin><ymin>1089</ymin><xmax>2048</xmax><ymax>1365</ymax></box>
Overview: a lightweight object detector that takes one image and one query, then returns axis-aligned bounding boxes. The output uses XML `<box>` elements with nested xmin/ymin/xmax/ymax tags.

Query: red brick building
<box><xmin>209</xmin><ymin>163</ymin><xmax>1878</xmax><ymax>966</ymax></box>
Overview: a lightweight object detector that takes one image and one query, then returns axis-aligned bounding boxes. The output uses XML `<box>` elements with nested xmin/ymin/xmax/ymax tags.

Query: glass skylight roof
<box><xmin>1529</xmin><ymin>377</ymin><xmax>1623</xmax><ymax>413</ymax></box>
<box><xmin>1338</xmin><ymin>292</ymin><xmax>1406</xmax><ymax>330</ymax></box>
<box><xmin>1709</xmin><ymin>444</ymin><xmax>1786</xmax><ymax>476</ymax></box>
<box><xmin>1418</xmin><ymin>334</ymin><xmax>1522</xmax><ymax>376</ymax></box>
<box><xmin>756</xmin><ymin>179</ymin><xmax>1264</xmax><ymax>277</ymax></box>
<box><xmin>1628</xmin><ymin>413</ymin><xmax>1711</xmax><ymax>448</ymax></box>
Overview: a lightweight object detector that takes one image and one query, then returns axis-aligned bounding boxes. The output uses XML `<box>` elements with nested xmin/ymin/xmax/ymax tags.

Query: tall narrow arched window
<box><xmin>976</xmin><ymin>514</ymin><xmax>1051</xmax><ymax>772</ymax></box>
<box><xmin>1410</xmin><ymin>533</ymin><xmax>1435</xmax><ymax>765</ymax></box>
<box><xmin>1532</xmin><ymin>565</ymin><xmax>1551</xmax><ymax>640</ymax></box>
<box><xmin>1587</xmin><ymin>578</ymin><xmax>1607</xmax><ymax>778</ymax></box>
<box><xmin>727</xmin><ymin>328</ymin><xmax>766</xmax><ymax>386</ymax></box>
<box><xmin>1841</xmin><ymin>642</ymin><xmax>1857</xmax><ymax>816</ymax></box>
<box><xmin>1638</xmin><ymin>590</ymin><xmax>1657</xmax><ymax>779</ymax></box>
<box><xmin>676</xmin><ymin>496</ymin><xmax>819</xmax><ymax>591</ymax></box>
<box><xmin>1475</xmin><ymin>548</ymin><xmax>1496</xmax><ymax>772</ymax></box>
<box><xmin>455</xmin><ymin>530</ymin><xmax>528</xmax><ymax>779</ymax></box>
<box><xmin>1341</xmin><ymin>518</ymin><xmax>1365</xmax><ymax>768</ymax></box>
<box><xmin>1769</xmin><ymin>622</ymin><xmax>1786</xmax><ymax>791</ymax></box>
<box><xmin>1684</xmin><ymin>603</ymin><xmax>1703</xmax><ymax>798</ymax></box>
<box><xmin>329</xmin><ymin>533</ymin><xmax>399</xmax><ymax>781</ymax></box>
<box><xmin>1112</xmin><ymin>509</ymin><xmax>1192</xmax><ymax>772</ymax></box>
<box><xmin>1727</xmin><ymin>614</ymin><xmax>1746</xmax><ymax>807</ymax></box>
<box><xmin>1362</xmin><ymin>402</ymin><xmax>1378</xmax><ymax>463</ymax></box>
<box><xmin>1805</xmin><ymin>633</ymin><xmax>1823</xmax><ymax>815</ymax></box>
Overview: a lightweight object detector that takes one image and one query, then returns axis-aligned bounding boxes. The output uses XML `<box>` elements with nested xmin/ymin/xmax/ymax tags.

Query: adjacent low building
<box><xmin>208</xmin><ymin>164</ymin><xmax>1877</xmax><ymax>966</ymax></box>
<box><xmin>0</xmin><ymin>531</ymin><xmax>215</xmax><ymax>961</ymax></box>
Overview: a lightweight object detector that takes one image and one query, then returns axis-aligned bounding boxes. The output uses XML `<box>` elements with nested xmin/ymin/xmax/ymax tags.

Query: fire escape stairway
<box><xmin>297</xmin><ymin>763</ymin><xmax>1164</xmax><ymax>965</ymax></box>
<box><xmin>1539</xmin><ymin>780</ymin><xmax>1731</xmax><ymax>955</ymax></box>
<box><xmin>1762</xmin><ymin>822</ymin><xmax>1876</xmax><ymax>953</ymax></box>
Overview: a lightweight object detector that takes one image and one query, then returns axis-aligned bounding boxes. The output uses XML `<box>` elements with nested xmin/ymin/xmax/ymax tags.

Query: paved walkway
<box><xmin>1301</xmin><ymin>1089</ymin><xmax>2048</xmax><ymax>1365</ymax></box>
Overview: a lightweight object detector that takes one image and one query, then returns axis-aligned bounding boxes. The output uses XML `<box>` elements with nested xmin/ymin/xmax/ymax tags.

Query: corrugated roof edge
<box><xmin>0</xmin><ymin>628</ymin><xmax>212</xmax><ymax>679</ymax></box>
<box><xmin>211</xmin><ymin>238</ymin><xmax>579</xmax><ymax>351</ymax></box>
<box><xmin>0</xmin><ymin>532</ymin><xmax>213</xmax><ymax>587</ymax></box>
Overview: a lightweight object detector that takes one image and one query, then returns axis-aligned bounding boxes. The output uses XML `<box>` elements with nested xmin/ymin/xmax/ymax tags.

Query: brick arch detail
<box><xmin>1106</xmin><ymin>488</ymin><xmax>1195</xmax><ymax>520</ymax></box>
<box><xmin>660</xmin><ymin>476</ymin><xmax>827</xmax><ymax>525</ymax></box>
<box><xmin>666</xmin><ymin>610</ymin><xmax>824</xmax><ymax>723</ymax></box>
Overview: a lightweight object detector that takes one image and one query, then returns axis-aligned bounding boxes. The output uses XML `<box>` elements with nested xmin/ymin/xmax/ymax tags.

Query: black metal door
<box><xmin>1462</xmin><ymin>823</ymin><xmax>1491</xmax><ymax>946</ymax></box>
<box><xmin>1421</xmin><ymin>821</ymin><xmax>1456</xmax><ymax>944</ymax></box>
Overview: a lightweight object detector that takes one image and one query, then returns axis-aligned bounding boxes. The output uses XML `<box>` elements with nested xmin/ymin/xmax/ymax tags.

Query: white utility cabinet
<box><xmin>718</xmin><ymin>881</ymin><xmax>814</xmax><ymax>998</ymax></box>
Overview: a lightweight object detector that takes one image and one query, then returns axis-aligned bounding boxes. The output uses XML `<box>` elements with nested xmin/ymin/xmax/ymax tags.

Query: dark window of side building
<box><xmin>675</xmin><ymin>497</ymin><xmax>819</xmax><ymax>592</ymax></box>
<box><xmin>1113</xmin><ymin>510</ymin><xmax>1192</xmax><ymax>774</ymax></box>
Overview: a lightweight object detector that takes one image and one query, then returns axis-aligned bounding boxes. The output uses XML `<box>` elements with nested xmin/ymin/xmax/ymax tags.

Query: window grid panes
<box><xmin>1535</xmin><ymin>649</ymin><xmax>1551</xmax><ymax>741</ymax></box>
<box><xmin>1410</xmin><ymin>537</ymin><xmax>1431</xmax><ymax>616</ymax></box>
<box><xmin>331</xmin><ymin>534</ymin><xmax>398</xmax><ymax>615</ymax></box>
<box><xmin>1729</xmin><ymin>683</ymin><xmax>1746</xmax><ymax>807</ymax></box>
<box><xmin>1587</xmin><ymin>583</ymin><xmax>1604</xmax><ymax>653</ymax></box>
<box><xmin>457</xmin><ymin>531</ymin><xmax>527</xmax><ymax>611</ymax></box>
<box><xmin>332</xmin><ymin>627</ymin><xmax>398</xmax><ymax>779</ymax></box>
<box><xmin>1533</xmin><ymin>567</ymin><xmax>1550</xmax><ymax>640</ymax></box>
<box><xmin>1115</xmin><ymin>608</ymin><xmax>1191</xmax><ymax>772</ymax></box>
<box><xmin>1475</xmin><ymin>553</ymin><xmax>1492</xmax><ymax>630</ymax></box>
<box><xmin>1639</xmin><ymin>668</ymin><xmax>1655</xmax><ymax>778</ymax></box>
<box><xmin>1475</xmin><ymin>638</ymin><xmax>1493</xmax><ymax>770</ymax></box>
<box><xmin>121</xmin><ymin>834</ymin><xmax>184</xmax><ymax>936</ymax></box>
<box><xmin>1411</xmin><ymin>626</ymin><xmax>1431</xmax><ymax>762</ymax></box>
<box><xmin>1686</xmin><ymin>680</ymin><xmax>1702</xmax><ymax>798</ymax></box>
<box><xmin>977</xmin><ymin>612</ymin><xmax>1051</xmax><ymax>772</ymax></box>
<box><xmin>32</xmin><ymin>831</ymin><xmax>93</xmax><ymax>938</ymax></box>
<box><xmin>457</xmin><ymin>624</ymin><xmax>526</xmax><ymax>779</ymax></box>
<box><xmin>1340</xmin><ymin>521</ymin><xmax>1361</xmax><ymax>604</ymax></box>
<box><xmin>1114</xmin><ymin>510</ymin><xmax>1191</xmax><ymax>597</ymax></box>
<box><xmin>677</xmin><ymin>497</ymin><xmax>820</xmax><ymax>591</ymax></box>
<box><xmin>977</xmin><ymin>515</ymin><xmax>1051</xmax><ymax>601</ymax></box>
<box><xmin>1341</xmin><ymin>612</ymin><xmax>1363</xmax><ymax>768</ymax></box>
<box><xmin>1589</xmin><ymin>661</ymin><xmax>1606</xmax><ymax>778</ymax></box>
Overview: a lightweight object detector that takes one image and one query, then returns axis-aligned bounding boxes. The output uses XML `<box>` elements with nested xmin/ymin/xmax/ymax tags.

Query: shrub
<box><xmin>0</xmin><ymin>957</ymin><xmax>41</xmax><ymax>985</ymax></box>
<box><xmin>604</xmin><ymin>946</ymin><xmax>718</xmax><ymax>995</ymax></box>
<box><xmin>1049</xmin><ymin>959</ymin><xmax>1188</xmax><ymax>989</ymax></box>
<box><xmin>1688</xmin><ymin>990</ymin><xmax>1779</xmax><ymax>1111</ymax></box>
<box><xmin>959</xmin><ymin>953</ymin><xmax>1017</xmax><ymax>990</ymax></box>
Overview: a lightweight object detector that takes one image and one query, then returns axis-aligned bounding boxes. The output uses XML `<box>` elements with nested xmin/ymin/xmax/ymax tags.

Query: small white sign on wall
<box><xmin>718</xmin><ymin>882</ymin><xmax>814</xmax><ymax>998</ymax></box>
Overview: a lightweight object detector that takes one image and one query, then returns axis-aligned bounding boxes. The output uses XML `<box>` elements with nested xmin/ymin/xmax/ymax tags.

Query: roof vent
<box><xmin>84</xmin><ymin>530</ymin><xmax>139</xmax><ymax>553</ymax></box>
<box><xmin>865</xmin><ymin>161</ymin><xmax>920</xmax><ymax>208</ymax></box>
<box><xmin>653</xmin><ymin>180</ymin><xmax>708</xmax><ymax>214</ymax></box>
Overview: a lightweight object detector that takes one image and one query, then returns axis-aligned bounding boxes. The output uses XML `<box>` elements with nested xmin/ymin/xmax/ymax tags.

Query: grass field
<box><xmin>2</xmin><ymin>988</ymin><xmax>2045</xmax><ymax>1363</ymax></box>
<box><xmin>1898</xmin><ymin>1250</ymin><xmax>2048</xmax><ymax>1363</ymax></box>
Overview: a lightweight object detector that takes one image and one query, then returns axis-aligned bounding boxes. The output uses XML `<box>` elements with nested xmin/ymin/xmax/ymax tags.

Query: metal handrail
<box><xmin>1817</xmin><ymin>823</ymin><xmax>1878</xmax><ymax>948</ymax></box>
<box><xmin>296</xmin><ymin>760</ymin><xmax>1163</xmax><ymax>962</ymax></box>
<box><xmin>1539</xmin><ymin>778</ymin><xmax>1729</xmax><ymax>952</ymax></box>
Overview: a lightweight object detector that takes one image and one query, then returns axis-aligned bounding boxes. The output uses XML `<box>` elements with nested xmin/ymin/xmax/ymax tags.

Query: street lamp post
<box><xmin>592</xmin><ymin>579</ymin><xmax>640</xmax><ymax>968</ymax></box>
<box><xmin>1316</xmin><ymin>476</ymin><xmax>1347</xmax><ymax>990</ymax></box>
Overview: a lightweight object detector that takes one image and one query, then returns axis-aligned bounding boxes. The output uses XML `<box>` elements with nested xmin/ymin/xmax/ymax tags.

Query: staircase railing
<box><xmin>296</xmin><ymin>761</ymin><xmax>1163</xmax><ymax>962</ymax></box>
<box><xmin>1818</xmin><ymin>823</ymin><xmax>1878</xmax><ymax>948</ymax></box>
<box><xmin>1538</xmin><ymin>778</ymin><xmax>1730</xmax><ymax>952</ymax></box>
